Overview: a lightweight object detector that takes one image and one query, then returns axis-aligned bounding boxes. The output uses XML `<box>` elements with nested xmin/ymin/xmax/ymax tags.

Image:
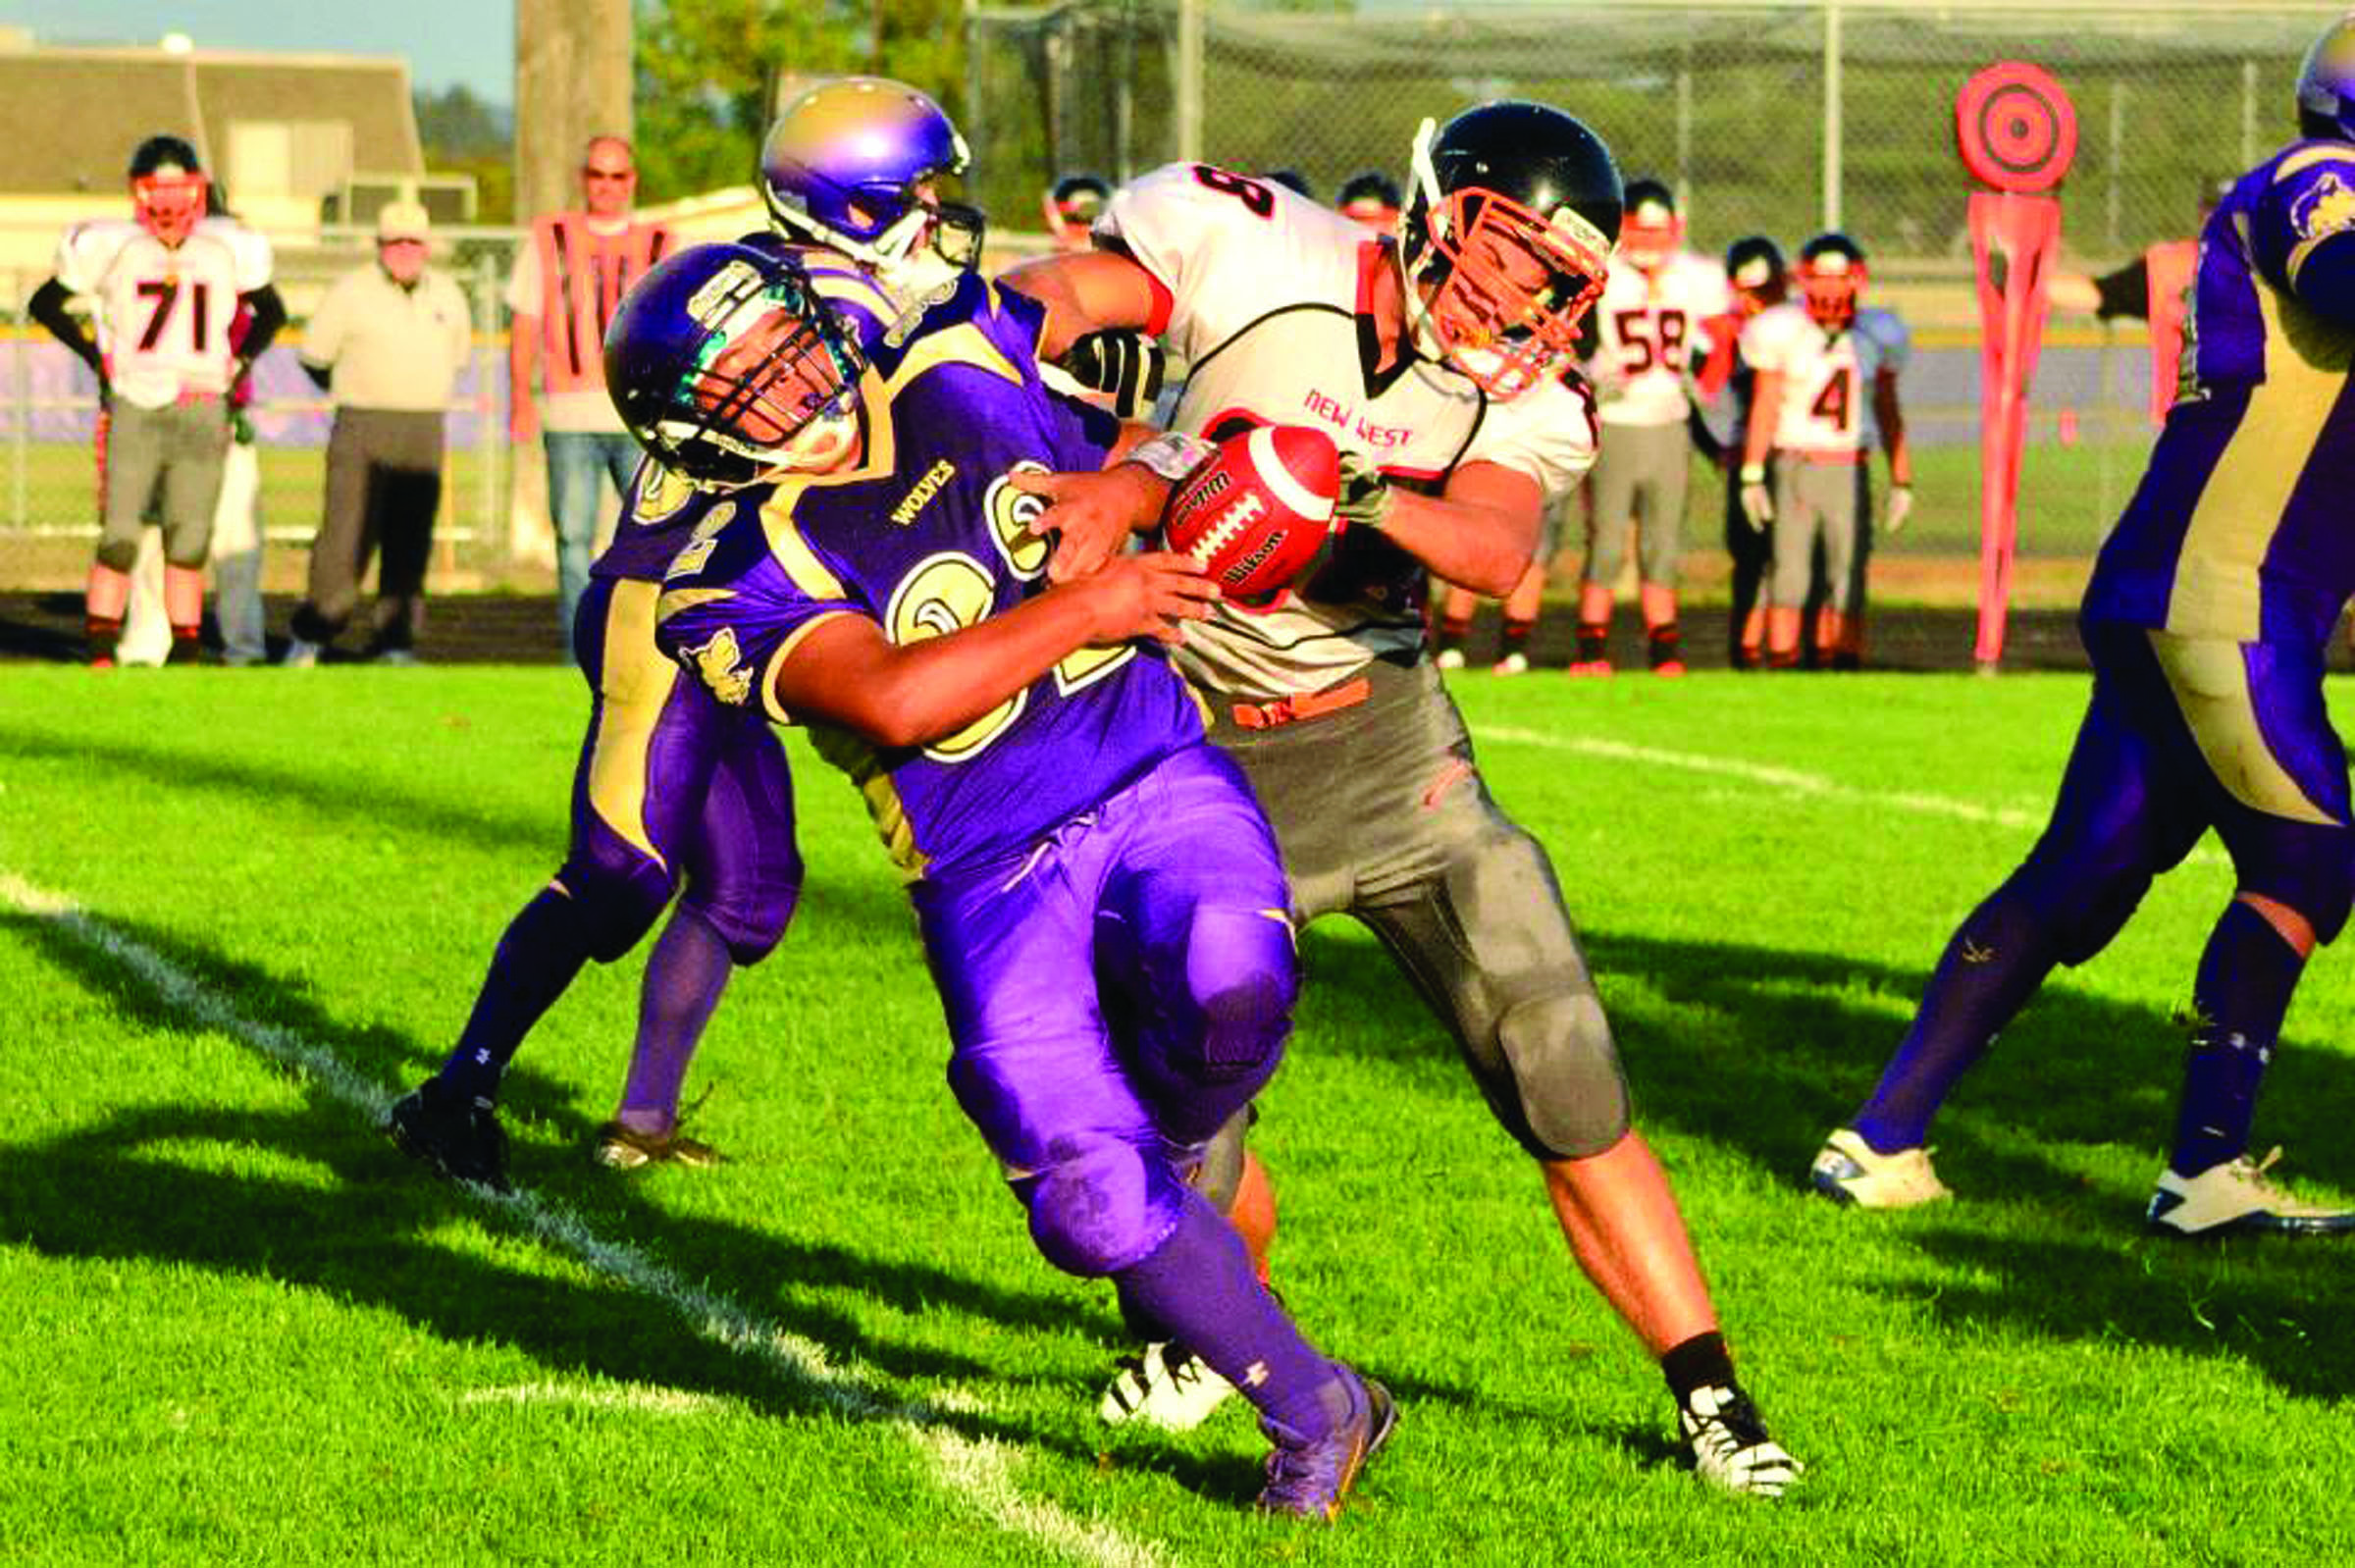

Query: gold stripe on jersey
<box><xmin>585</xmin><ymin>579</ymin><xmax>676</xmax><ymax>870</ymax></box>
<box><xmin>810</xmin><ymin>724</ymin><xmax>931</xmax><ymax>881</ymax></box>
<box><xmin>758</xmin><ymin>610</ymin><xmax>857</xmax><ymax>725</ymax></box>
<box><xmin>2165</xmin><ymin>221</ymin><xmax>2354</xmax><ymax>640</ymax></box>
<box><xmin>757</xmin><ymin>480</ymin><xmax>850</xmax><ymax>601</ymax></box>
<box><xmin>2273</xmin><ymin>144</ymin><xmax>2355</xmax><ymax>183</ymax></box>
<box><xmin>2148</xmin><ymin>631</ymin><xmax>2339</xmax><ymax>825</ymax></box>
<box><xmin>654</xmin><ymin>586</ymin><xmax>737</xmax><ymax>625</ymax></box>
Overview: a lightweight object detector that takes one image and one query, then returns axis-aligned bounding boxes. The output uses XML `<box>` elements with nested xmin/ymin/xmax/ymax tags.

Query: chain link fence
<box><xmin>967</xmin><ymin>0</ymin><xmax>2349</xmax><ymax>569</ymax></box>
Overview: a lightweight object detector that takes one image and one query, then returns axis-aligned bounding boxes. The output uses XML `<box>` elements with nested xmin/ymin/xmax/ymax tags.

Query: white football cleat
<box><xmin>1679</xmin><ymin>1384</ymin><xmax>1802</xmax><ymax>1498</ymax></box>
<box><xmin>1434</xmin><ymin>647</ymin><xmax>1467</xmax><ymax>672</ymax></box>
<box><xmin>1097</xmin><ymin>1341</ymin><xmax>1236</xmax><ymax>1431</ymax></box>
<box><xmin>1492</xmin><ymin>651</ymin><xmax>1531</xmax><ymax>677</ymax></box>
<box><xmin>281</xmin><ymin>636</ymin><xmax>324</xmax><ymax>669</ymax></box>
<box><xmin>1808</xmin><ymin>1127</ymin><xmax>1953</xmax><ymax>1209</ymax></box>
<box><xmin>2147</xmin><ymin>1147</ymin><xmax>2355</xmax><ymax>1236</ymax></box>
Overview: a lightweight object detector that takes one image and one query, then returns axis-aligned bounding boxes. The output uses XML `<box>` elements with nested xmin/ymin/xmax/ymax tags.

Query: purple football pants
<box><xmin>912</xmin><ymin>742</ymin><xmax>1298</xmax><ymax>1278</ymax></box>
<box><xmin>562</xmin><ymin>577</ymin><xmax>803</xmax><ymax>964</ymax></box>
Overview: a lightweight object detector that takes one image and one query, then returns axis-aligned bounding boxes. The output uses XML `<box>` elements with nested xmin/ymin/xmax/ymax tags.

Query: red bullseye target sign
<box><xmin>1957</xmin><ymin>61</ymin><xmax>2077</xmax><ymax>193</ymax></box>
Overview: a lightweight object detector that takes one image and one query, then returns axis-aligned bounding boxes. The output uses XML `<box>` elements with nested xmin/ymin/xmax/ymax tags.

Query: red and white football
<box><xmin>1161</xmin><ymin>423</ymin><xmax>1340</xmax><ymax>603</ymax></box>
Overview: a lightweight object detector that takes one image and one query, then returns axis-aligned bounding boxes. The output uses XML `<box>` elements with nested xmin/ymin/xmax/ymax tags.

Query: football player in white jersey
<box><xmin>28</xmin><ymin>135</ymin><xmax>282</xmax><ymax>666</ymax></box>
<box><xmin>1737</xmin><ymin>232</ymin><xmax>1912</xmax><ymax>669</ymax></box>
<box><xmin>1569</xmin><ymin>180</ymin><xmax>1730</xmax><ymax>675</ymax></box>
<box><xmin>1004</xmin><ymin>102</ymin><xmax>1800</xmax><ymax>1497</ymax></box>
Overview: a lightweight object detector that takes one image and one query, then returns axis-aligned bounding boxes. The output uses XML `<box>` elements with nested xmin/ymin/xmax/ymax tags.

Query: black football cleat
<box><xmin>386</xmin><ymin>1078</ymin><xmax>512</xmax><ymax>1193</ymax></box>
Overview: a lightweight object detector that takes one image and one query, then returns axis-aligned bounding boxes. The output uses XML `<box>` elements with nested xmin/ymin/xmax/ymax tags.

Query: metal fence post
<box><xmin>1176</xmin><ymin>0</ymin><xmax>1202</xmax><ymax>164</ymax></box>
<box><xmin>1822</xmin><ymin>0</ymin><xmax>1844</xmax><ymax>233</ymax></box>
<box><xmin>475</xmin><ymin>250</ymin><xmax>502</xmax><ymax>574</ymax></box>
<box><xmin>10</xmin><ymin>268</ymin><xmax>26</xmax><ymax>535</ymax></box>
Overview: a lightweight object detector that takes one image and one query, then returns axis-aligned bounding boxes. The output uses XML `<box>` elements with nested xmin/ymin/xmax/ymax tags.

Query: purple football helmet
<box><xmin>760</xmin><ymin>77</ymin><xmax>983</xmax><ymax>278</ymax></box>
<box><xmin>2298</xmin><ymin>16</ymin><xmax>2355</xmax><ymax>142</ymax></box>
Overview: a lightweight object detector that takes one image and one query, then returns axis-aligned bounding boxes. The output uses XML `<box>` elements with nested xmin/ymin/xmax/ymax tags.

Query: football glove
<box><xmin>1060</xmin><ymin>330</ymin><xmax>1167</xmax><ymax>421</ymax></box>
<box><xmin>1334</xmin><ymin>449</ymin><xmax>1394</xmax><ymax>534</ymax></box>
<box><xmin>1884</xmin><ymin>482</ymin><xmax>1914</xmax><ymax>535</ymax></box>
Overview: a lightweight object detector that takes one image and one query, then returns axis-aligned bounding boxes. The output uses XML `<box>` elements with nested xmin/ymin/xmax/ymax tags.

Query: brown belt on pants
<box><xmin>1230</xmin><ymin>676</ymin><xmax>1372</xmax><ymax>731</ymax></box>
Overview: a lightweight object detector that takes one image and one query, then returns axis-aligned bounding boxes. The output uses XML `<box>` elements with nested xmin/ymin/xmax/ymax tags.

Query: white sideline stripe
<box><xmin>1476</xmin><ymin>726</ymin><xmax>2229</xmax><ymax>866</ymax></box>
<box><xmin>0</xmin><ymin>870</ymin><xmax>1172</xmax><ymax>1568</ymax></box>
<box><xmin>462</xmin><ymin>1382</ymin><xmax>730</xmax><ymax>1416</ymax></box>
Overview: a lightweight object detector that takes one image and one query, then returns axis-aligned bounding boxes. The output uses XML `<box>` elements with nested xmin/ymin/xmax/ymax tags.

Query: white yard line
<box><xmin>0</xmin><ymin>869</ymin><xmax>1172</xmax><ymax>1568</ymax></box>
<box><xmin>1476</xmin><ymin>726</ymin><xmax>2229</xmax><ymax>866</ymax></box>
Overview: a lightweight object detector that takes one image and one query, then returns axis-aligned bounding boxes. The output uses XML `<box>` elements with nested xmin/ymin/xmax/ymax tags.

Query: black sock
<box><xmin>1500</xmin><ymin>618</ymin><xmax>1535</xmax><ymax>653</ymax></box>
<box><xmin>1661</xmin><ymin>1331</ymin><xmax>1736</xmax><ymax>1405</ymax></box>
<box><xmin>437</xmin><ymin>888</ymin><xmax>596</xmax><ymax>1105</ymax></box>
<box><xmin>1576</xmin><ymin>622</ymin><xmax>1609</xmax><ymax>664</ymax></box>
<box><xmin>1647</xmin><ymin>623</ymin><xmax>1682</xmax><ymax>667</ymax></box>
<box><xmin>1435</xmin><ymin>616</ymin><xmax>1472</xmax><ymax>653</ymax></box>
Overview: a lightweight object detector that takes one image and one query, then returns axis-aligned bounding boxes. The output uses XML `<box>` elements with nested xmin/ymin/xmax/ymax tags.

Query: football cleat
<box><xmin>595</xmin><ymin>1120</ymin><xmax>725</xmax><ymax>1171</ymax></box>
<box><xmin>1679</xmin><ymin>1383</ymin><xmax>1801</xmax><ymax>1498</ymax></box>
<box><xmin>281</xmin><ymin>637</ymin><xmax>323</xmax><ymax>669</ymax></box>
<box><xmin>386</xmin><ymin>1078</ymin><xmax>511</xmax><ymax>1193</ymax></box>
<box><xmin>1564</xmin><ymin>658</ymin><xmax>1614</xmax><ymax>678</ymax></box>
<box><xmin>2147</xmin><ymin>1147</ymin><xmax>2355</xmax><ymax>1236</ymax></box>
<box><xmin>1256</xmin><ymin>1370</ymin><xmax>1397</xmax><ymax>1522</ymax></box>
<box><xmin>1098</xmin><ymin>1340</ymin><xmax>1236</xmax><ymax>1431</ymax></box>
<box><xmin>1492</xmin><ymin>651</ymin><xmax>1531</xmax><ymax>677</ymax></box>
<box><xmin>1434</xmin><ymin>648</ymin><xmax>1467</xmax><ymax>672</ymax></box>
<box><xmin>1808</xmin><ymin>1127</ymin><xmax>1953</xmax><ymax>1209</ymax></box>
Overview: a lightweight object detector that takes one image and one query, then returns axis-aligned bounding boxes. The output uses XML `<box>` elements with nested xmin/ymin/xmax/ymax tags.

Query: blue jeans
<box><xmin>545</xmin><ymin>431</ymin><xmax>642</xmax><ymax>648</ymax></box>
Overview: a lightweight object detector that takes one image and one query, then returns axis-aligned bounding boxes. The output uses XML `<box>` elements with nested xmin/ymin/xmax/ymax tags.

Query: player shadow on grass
<box><xmin>1</xmin><ymin>906</ymin><xmax>1306</xmax><ymax>1490</ymax></box>
<box><xmin>1291</xmin><ymin>924</ymin><xmax>2355</xmax><ymax>1403</ymax></box>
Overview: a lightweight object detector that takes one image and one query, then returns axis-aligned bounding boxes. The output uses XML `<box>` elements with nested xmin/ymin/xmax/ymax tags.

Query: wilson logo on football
<box><xmin>1161</xmin><ymin>424</ymin><xmax>1340</xmax><ymax>603</ymax></box>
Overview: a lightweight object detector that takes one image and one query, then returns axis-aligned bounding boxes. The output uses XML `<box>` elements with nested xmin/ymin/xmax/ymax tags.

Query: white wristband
<box><xmin>1121</xmin><ymin>431</ymin><xmax>1217</xmax><ymax>483</ymax></box>
<box><xmin>1739</xmin><ymin>462</ymin><xmax>1767</xmax><ymax>485</ymax></box>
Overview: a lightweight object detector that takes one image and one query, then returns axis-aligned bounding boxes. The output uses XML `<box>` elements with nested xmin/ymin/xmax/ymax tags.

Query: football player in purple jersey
<box><xmin>388</xmin><ymin>80</ymin><xmax>982</xmax><ymax>1181</ymax></box>
<box><xmin>1811</xmin><ymin>19</ymin><xmax>2355</xmax><ymax>1235</ymax></box>
<box><xmin>633</xmin><ymin>238</ymin><xmax>1396</xmax><ymax>1521</ymax></box>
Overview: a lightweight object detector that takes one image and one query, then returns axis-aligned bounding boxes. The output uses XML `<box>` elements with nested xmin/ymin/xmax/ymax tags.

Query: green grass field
<box><xmin>5</xmin><ymin>667</ymin><xmax>2354</xmax><ymax>1564</ymax></box>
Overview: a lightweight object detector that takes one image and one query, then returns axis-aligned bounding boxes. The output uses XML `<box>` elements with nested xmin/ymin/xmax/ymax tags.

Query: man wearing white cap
<box><xmin>284</xmin><ymin>198</ymin><xmax>474</xmax><ymax>665</ymax></box>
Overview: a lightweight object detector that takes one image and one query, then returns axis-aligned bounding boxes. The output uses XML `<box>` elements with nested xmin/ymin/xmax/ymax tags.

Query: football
<box><xmin>1160</xmin><ymin>423</ymin><xmax>1341</xmax><ymax>602</ymax></box>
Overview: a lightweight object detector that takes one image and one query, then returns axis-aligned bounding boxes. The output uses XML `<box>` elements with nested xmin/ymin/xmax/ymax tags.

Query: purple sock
<box><xmin>1853</xmin><ymin>879</ymin><xmax>2061</xmax><ymax>1153</ymax></box>
<box><xmin>438</xmin><ymin>887</ymin><xmax>593</xmax><ymax>1104</ymax></box>
<box><xmin>2170</xmin><ymin>900</ymin><xmax>2304</xmax><ymax>1177</ymax></box>
<box><xmin>617</xmin><ymin>906</ymin><xmax>733</xmax><ymax>1130</ymax></box>
<box><xmin>1112</xmin><ymin>1190</ymin><xmax>1346</xmax><ymax>1442</ymax></box>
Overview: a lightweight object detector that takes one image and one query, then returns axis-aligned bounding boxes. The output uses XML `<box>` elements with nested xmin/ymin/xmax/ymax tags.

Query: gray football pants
<box><xmin>1202</xmin><ymin>658</ymin><xmax>1632</xmax><ymax>1165</ymax></box>
<box><xmin>99</xmin><ymin>398</ymin><xmax>228</xmax><ymax>572</ymax></box>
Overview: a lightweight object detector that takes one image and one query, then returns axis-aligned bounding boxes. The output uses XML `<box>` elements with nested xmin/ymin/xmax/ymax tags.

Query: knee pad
<box><xmin>1178</xmin><ymin>906</ymin><xmax>1297</xmax><ymax>1088</ymax></box>
<box><xmin>1019</xmin><ymin>1135</ymin><xmax>1185</xmax><ymax>1278</ymax></box>
<box><xmin>1492</xmin><ymin>987</ymin><xmax>1630</xmax><ymax>1161</ymax></box>
<box><xmin>553</xmin><ymin>847</ymin><xmax>673</xmax><ymax>964</ymax></box>
<box><xmin>683</xmin><ymin>857</ymin><xmax>803</xmax><ymax>967</ymax></box>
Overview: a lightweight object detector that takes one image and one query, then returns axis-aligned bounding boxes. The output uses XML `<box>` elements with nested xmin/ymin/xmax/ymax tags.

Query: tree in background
<box><xmin>633</xmin><ymin>0</ymin><xmax>966</xmax><ymax>203</ymax></box>
<box><xmin>415</xmin><ymin>83</ymin><xmax>515</xmax><ymax>224</ymax></box>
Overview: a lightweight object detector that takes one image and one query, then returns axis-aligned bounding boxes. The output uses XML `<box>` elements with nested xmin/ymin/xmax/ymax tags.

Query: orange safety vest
<box><xmin>532</xmin><ymin>213</ymin><xmax>673</xmax><ymax>393</ymax></box>
<box><xmin>2142</xmin><ymin>237</ymin><xmax>2198</xmax><ymax>426</ymax></box>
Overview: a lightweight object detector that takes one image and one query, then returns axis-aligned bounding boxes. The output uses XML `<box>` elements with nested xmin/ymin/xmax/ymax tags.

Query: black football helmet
<box><xmin>1724</xmin><ymin>235</ymin><xmax>1788</xmax><ymax>316</ymax></box>
<box><xmin>604</xmin><ymin>241</ymin><xmax>867</xmax><ymax>489</ymax></box>
<box><xmin>1043</xmin><ymin>172</ymin><xmax>1112</xmax><ymax>248</ymax></box>
<box><xmin>1796</xmin><ymin>232</ymin><xmax>1866</xmax><ymax>328</ymax></box>
<box><xmin>1619</xmin><ymin>178</ymin><xmax>1682</xmax><ymax>273</ymax></box>
<box><xmin>1338</xmin><ymin>170</ymin><xmax>1402</xmax><ymax>229</ymax></box>
<box><xmin>1400</xmin><ymin>101</ymin><xmax>1622</xmax><ymax>400</ymax></box>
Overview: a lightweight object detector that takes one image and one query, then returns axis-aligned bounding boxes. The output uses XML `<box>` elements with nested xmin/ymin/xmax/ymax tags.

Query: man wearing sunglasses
<box><xmin>507</xmin><ymin>136</ymin><xmax>675</xmax><ymax>648</ymax></box>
